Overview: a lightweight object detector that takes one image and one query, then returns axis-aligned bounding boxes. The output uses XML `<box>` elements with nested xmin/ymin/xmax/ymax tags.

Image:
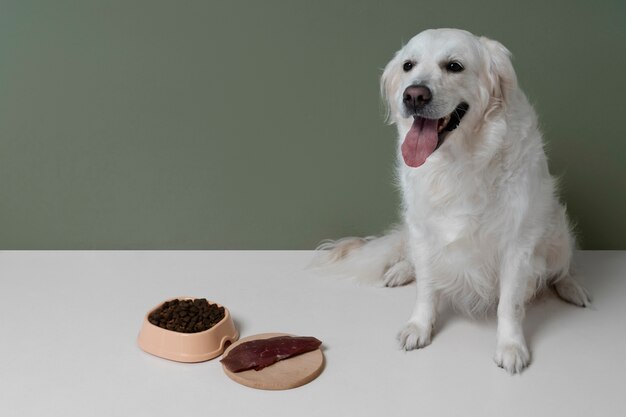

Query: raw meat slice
<box><xmin>220</xmin><ymin>335</ymin><xmax>322</xmax><ymax>372</ymax></box>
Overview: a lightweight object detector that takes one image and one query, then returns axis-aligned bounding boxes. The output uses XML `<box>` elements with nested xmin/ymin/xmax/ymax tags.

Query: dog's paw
<box><xmin>397</xmin><ymin>322</ymin><xmax>432</xmax><ymax>350</ymax></box>
<box><xmin>554</xmin><ymin>276</ymin><xmax>591</xmax><ymax>307</ymax></box>
<box><xmin>494</xmin><ymin>342</ymin><xmax>530</xmax><ymax>374</ymax></box>
<box><xmin>383</xmin><ymin>260</ymin><xmax>415</xmax><ymax>287</ymax></box>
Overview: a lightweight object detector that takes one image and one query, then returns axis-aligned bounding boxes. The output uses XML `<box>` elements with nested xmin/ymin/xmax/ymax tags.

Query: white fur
<box><xmin>313</xmin><ymin>28</ymin><xmax>590</xmax><ymax>374</ymax></box>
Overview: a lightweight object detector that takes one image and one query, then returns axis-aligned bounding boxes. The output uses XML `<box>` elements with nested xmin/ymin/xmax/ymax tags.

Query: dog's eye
<box><xmin>402</xmin><ymin>61</ymin><xmax>414</xmax><ymax>72</ymax></box>
<box><xmin>446</xmin><ymin>61</ymin><xmax>464</xmax><ymax>73</ymax></box>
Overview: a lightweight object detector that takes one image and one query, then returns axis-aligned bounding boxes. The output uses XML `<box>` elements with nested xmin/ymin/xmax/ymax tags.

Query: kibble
<box><xmin>148</xmin><ymin>298</ymin><xmax>225</xmax><ymax>333</ymax></box>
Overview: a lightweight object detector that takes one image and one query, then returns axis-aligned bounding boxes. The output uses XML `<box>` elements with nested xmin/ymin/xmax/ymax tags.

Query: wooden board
<box><xmin>221</xmin><ymin>333</ymin><xmax>324</xmax><ymax>390</ymax></box>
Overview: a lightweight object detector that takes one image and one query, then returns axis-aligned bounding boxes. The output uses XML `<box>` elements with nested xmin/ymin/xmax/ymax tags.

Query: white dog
<box><xmin>315</xmin><ymin>28</ymin><xmax>590</xmax><ymax>373</ymax></box>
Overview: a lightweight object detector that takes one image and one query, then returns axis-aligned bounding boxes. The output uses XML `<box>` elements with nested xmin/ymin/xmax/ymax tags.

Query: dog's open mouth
<box><xmin>401</xmin><ymin>102</ymin><xmax>469</xmax><ymax>168</ymax></box>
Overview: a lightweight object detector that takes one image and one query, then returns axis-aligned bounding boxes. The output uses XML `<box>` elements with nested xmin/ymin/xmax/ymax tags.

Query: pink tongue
<box><xmin>401</xmin><ymin>117</ymin><xmax>439</xmax><ymax>168</ymax></box>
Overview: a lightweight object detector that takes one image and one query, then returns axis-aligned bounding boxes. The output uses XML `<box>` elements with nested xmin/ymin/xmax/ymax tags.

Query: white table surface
<box><xmin>0</xmin><ymin>250</ymin><xmax>624</xmax><ymax>417</ymax></box>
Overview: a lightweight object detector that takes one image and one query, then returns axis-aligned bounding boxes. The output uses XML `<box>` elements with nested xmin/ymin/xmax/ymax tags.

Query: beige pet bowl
<box><xmin>137</xmin><ymin>297</ymin><xmax>239</xmax><ymax>363</ymax></box>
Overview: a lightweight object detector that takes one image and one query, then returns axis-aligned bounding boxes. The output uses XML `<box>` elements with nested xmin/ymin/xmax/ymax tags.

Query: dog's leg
<box><xmin>398</xmin><ymin>283</ymin><xmax>438</xmax><ymax>350</ymax></box>
<box><xmin>397</xmin><ymin>248</ymin><xmax>438</xmax><ymax>350</ymax></box>
<box><xmin>494</xmin><ymin>254</ymin><xmax>531</xmax><ymax>373</ymax></box>
<box><xmin>553</xmin><ymin>275</ymin><xmax>591</xmax><ymax>307</ymax></box>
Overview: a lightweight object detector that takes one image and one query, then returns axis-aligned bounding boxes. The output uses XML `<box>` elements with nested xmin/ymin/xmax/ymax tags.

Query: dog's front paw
<box><xmin>397</xmin><ymin>322</ymin><xmax>432</xmax><ymax>350</ymax></box>
<box><xmin>494</xmin><ymin>342</ymin><xmax>530</xmax><ymax>374</ymax></box>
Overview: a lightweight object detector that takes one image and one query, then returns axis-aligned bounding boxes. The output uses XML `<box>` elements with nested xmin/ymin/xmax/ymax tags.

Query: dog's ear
<box><xmin>480</xmin><ymin>37</ymin><xmax>518</xmax><ymax>105</ymax></box>
<box><xmin>380</xmin><ymin>50</ymin><xmax>402</xmax><ymax>125</ymax></box>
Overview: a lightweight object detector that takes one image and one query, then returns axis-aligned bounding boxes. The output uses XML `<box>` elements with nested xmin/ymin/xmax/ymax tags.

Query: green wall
<box><xmin>0</xmin><ymin>0</ymin><xmax>624</xmax><ymax>249</ymax></box>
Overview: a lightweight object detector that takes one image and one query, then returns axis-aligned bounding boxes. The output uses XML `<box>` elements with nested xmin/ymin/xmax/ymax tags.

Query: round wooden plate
<box><xmin>221</xmin><ymin>333</ymin><xmax>324</xmax><ymax>390</ymax></box>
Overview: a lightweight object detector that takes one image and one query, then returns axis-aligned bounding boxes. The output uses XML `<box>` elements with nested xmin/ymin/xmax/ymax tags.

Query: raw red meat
<box><xmin>220</xmin><ymin>335</ymin><xmax>322</xmax><ymax>372</ymax></box>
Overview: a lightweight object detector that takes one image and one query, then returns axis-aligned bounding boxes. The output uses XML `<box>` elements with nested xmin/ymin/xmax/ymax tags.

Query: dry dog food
<box><xmin>220</xmin><ymin>335</ymin><xmax>322</xmax><ymax>372</ymax></box>
<box><xmin>148</xmin><ymin>298</ymin><xmax>225</xmax><ymax>333</ymax></box>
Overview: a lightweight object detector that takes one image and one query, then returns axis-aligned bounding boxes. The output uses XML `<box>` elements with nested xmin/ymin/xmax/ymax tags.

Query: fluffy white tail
<box><xmin>310</xmin><ymin>226</ymin><xmax>411</xmax><ymax>286</ymax></box>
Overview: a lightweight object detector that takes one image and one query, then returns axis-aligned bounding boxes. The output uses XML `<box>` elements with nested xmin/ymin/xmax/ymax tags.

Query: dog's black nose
<box><xmin>403</xmin><ymin>85</ymin><xmax>432</xmax><ymax>112</ymax></box>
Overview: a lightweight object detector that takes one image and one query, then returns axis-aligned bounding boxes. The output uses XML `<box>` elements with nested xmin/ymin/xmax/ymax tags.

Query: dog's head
<box><xmin>381</xmin><ymin>28</ymin><xmax>518</xmax><ymax>168</ymax></box>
